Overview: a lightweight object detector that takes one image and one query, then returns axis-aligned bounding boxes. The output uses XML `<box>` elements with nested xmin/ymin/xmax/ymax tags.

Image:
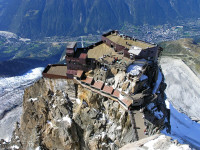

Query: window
<box><xmin>111</xmin><ymin>43</ymin><xmax>114</xmax><ymax>48</ymax></box>
<box><xmin>134</xmin><ymin>101</ymin><xmax>139</xmax><ymax>104</ymax></box>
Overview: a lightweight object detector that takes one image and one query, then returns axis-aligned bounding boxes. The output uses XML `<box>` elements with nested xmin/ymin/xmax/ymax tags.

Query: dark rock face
<box><xmin>1</xmin><ymin>0</ymin><xmax>200</xmax><ymax>38</ymax></box>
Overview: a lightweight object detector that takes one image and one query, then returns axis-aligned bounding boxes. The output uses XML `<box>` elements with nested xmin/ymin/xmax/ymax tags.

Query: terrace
<box><xmin>97</xmin><ymin>53</ymin><xmax>133</xmax><ymax>71</ymax></box>
<box><xmin>42</xmin><ymin>64</ymin><xmax>68</xmax><ymax>79</ymax></box>
<box><xmin>87</xmin><ymin>43</ymin><xmax>114</xmax><ymax>59</ymax></box>
<box><xmin>106</xmin><ymin>33</ymin><xmax>155</xmax><ymax>49</ymax></box>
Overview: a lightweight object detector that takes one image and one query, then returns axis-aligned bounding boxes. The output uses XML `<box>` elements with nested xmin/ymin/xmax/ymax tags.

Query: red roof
<box><xmin>76</xmin><ymin>70</ymin><xmax>84</xmax><ymax>78</ymax></box>
<box><xmin>112</xmin><ymin>90</ymin><xmax>120</xmax><ymax>98</ymax></box>
<box><xmin>67</xmin><ymin>70</ymin><xmax>77</xmax><ymax>75</ymax></box>
<box><xmin>102</xmin><ymin>85</ymin><xmax>114</xmax><ymax>94</ymax></box>
<box><xmin>79</xmin><ymin>53</ymin><xmax>87</xmax><ymax>59</ymax></box>
<box><xmin>82</xmin><ymin>77</ymin><xmax>94</xmax><ymax>84</ymax></box>
<box><xmin>121</xmin><ymin>99</ymin><xmax>132</xmax><ymax>108</ymax></box>
<box><xmin>93</xmin><ymin>81</ymin><xmax>104</xmax><ymax>90</ymax></box>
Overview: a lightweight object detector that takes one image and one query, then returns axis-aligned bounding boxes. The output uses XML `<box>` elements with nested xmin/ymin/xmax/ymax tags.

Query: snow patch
<box><xmin>165</xmin><ymin>100</ymin><xmax>170</xmax><ymax>109</ymax></box>
<box><xmin>29</xmin><ymin>98</ymin><xmax>38</xmax><ymax>102</ymax></box>
<box><xmin>63</xmin><ymin>115</ymin><xmax>72</xmax><ymax>125</ymax></box>
<box><xmin>119</xmin><ymin>94</ymin><xmax>124</xmax><ymax>100</ymax></box>
<box><xmin>93</xmin><ymin>108</ymin><xmax>97</xmax><ymax>112</ymax></box>
<box><xmin>47</xmin><ymin>120</ymin><xmax>53</xmax><ymax>128</ymax></box>
<box><xmin>23</xmin><ymin>67</ymin><xmax>44</xmax><ymax>80</ymax></box>
<box><xmin>100</xmin><ymin>113</ymin><xmax>106</xmax><ymax>121</ymax></box>
<box><xmin>10</xmin><ymin>145</ymin><xmax>19</xmax><ymax>149</ymax></box>
<box><xmin>127</xmin><ymin>64</ymin><xmax>143</xmax><ymax>76</ymax></box>
<box><xmin>76</xmin><ymin>98</ymin><xmax>81</xmax><ymax>104</ymax></box>
<box><xmin>95</xmin><ymin>134</ymin><xmax>101</xmax><ymax>139</ymax></box>
<box><xmin>116</xmin><ymin>126</ymin><xmax>122</xmax><ymax>130</ymax></box>
<box><xmin>168</xmin><ymin>144</ymin><xmax>191</xmax><ymax>150</ymax></box>
<box><xmin>35</xmin><ymin>146</ymin><xmax>41</xmax><ymax>150</ymax></box>
<box><xmin>4</xmin><ymin>137</ymin><xmax>10</xmax><ymax>142</ymax></box>
<box><xmin>2</xmin><ymin>141</ymin><xmax>6</xmax><ymax>144</ymax></box>
<box><xmin>144</xmin><ymin>135</ymin><xmax>165</xmax><ymax>148</ymax></box>
<box><xmin>102</xmin><ymin>132</ymin><xmax>106</xmax><ymax>139</ymax></box>
<box><xmin>144</xmin><ymin>135</ymin><xmax>191</xmax><ymax>150</ymax></box>
<box><xmin>102</xmin><ymin>142</ymin><xmax>106</xmax><ymax>146</ymax></box>
<box><xmin>107</xmin><ymin>119</ymin><xmax>113</xmax><ymax>125</ymax></box>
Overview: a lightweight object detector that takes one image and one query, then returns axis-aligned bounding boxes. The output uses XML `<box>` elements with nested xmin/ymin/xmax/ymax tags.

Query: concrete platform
<box><xmin>42</xmin><ymin>64</ymin><xmax>68</xmax><ymax>79</ymax></box>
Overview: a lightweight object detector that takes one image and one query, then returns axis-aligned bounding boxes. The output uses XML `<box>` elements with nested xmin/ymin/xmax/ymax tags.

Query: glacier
<box><xmin>0</xmin><ymin>67</ymin><xmax>44</xmax><ymax>141</ymax></box>
<box><xmin>160</xmin><ymin>57</ymin><xmax>200</xmax><ymax>149</ymax></box>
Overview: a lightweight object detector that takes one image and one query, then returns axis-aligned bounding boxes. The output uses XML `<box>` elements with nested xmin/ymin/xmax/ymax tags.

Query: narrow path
<box><xmin>128</xmin><ymin>110</ymin><xmax>138</xmax><ymax>141</ymax></box>
<box><xmin>133</xmin><ymin>110</ymin><xmax>148</xmax><ymax>140</ymax></box>
<box><xmin>73</xmin><ymin>78</ymin><xmax>129</xmax><ymax>109</ymax></box>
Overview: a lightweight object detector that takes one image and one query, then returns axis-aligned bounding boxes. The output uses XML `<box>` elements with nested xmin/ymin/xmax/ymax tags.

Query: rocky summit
<box><xmin>0</xmin><ymin>31</ymin><xmax>171</xmax><ymax>149</ymax></box>
<box><xmin>0</xmin><ymin>75</ymin><xmax>168</xmax><ymax>150</ymax></box>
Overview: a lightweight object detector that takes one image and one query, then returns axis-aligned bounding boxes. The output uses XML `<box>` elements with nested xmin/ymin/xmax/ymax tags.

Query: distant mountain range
<box><xmin>1</xmin><ymin>0</ymin><xmax>200</xmax><ymax>38</ymax></box>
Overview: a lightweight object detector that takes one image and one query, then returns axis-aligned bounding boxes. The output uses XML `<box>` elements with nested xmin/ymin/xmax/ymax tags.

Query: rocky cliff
<box><xmin>1</xmin><ymin>78</ymin><xmax>136</xmax><ymax>149</ymax></box>
<box><xmin>0</xmin><ymin>68</ymin><xmax>170</xmax><ymax>149</ymax></box>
